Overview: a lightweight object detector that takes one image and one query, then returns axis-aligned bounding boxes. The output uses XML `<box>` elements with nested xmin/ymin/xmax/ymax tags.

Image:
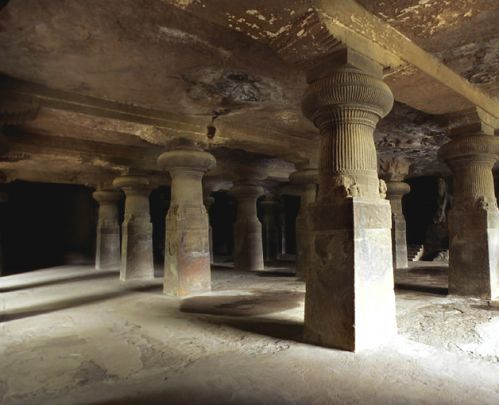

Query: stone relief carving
<box><xmin>378</xmin><ymin>179</ymin><xmax>387</xmax><ymax>199</ymax></box>
<box><xmin>332</xmin><ymin>175</ymin><xmax>360</xmax><ymax>198</ymax></box>
<box><xmin>433</xmin><ymin>177</ymin><xmax>450</xmax><ymax>224</ymax></box>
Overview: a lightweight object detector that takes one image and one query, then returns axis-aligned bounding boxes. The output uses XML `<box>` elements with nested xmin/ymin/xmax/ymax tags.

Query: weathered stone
<box><xmin>386</xmin><ymin>181</ymin><xmax>411</xmax><ymax>269</ymax></box>
<box><xmin>259</xmin><ymin>194</ymin><xmax>280</xmax><ymax>262</ymax></box>
<box><xmin>203</xmin><ymin>195</ymin><xmax>215</xmax><ymax>265</ymax></box>
<box><xmin>439</xmin><ymin>133</ymin><xmax>499</xmax><ymax>299</ymax></box>
<box><xmin>301</xmin><ymin>49</ymin><xmax>396</xmax><ymax>351</ymax></box>
<box><xmin>230</xmin><ymin>182</ymin><xmax>265</xmax><ymax>272</ymax></box>
<box><xmin>289</xmin><ymin>165</ymin><xmax>318</xmax><ymax>280</ymax></box>
<box><xmin>203</xmin><ymin>177</ymin><xmax>232</xmax><ymax>265</ymax></box>
<box><xmin>158</xmin><ymin>142</ymin><xmax>216</xmax><ymax>296</ymax></box>
<box><xmin>113</xmin><ymin>175</ymin><xmax>154</xmax><ymax>281</ymax></box>
<box><xmin>92</xmin><ymin>189</ymin><xmax>122</xmax><ymax>271</ymax></box>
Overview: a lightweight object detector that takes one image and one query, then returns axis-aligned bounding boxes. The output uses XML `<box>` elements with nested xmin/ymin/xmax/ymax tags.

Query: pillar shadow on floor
<box><xmin>180</xmin><ymin>289</ymin><xmax>305</xmax><ymax>343</ymax></box>
<box><xmin>0</xmin><ymin>270</ymin><xmax>119</xmax><ymax>293</ymax></box>
<box><xmin>0</xmin><ymin>284</ymin><xmax>161</xmax><ymax>322</ymax></box>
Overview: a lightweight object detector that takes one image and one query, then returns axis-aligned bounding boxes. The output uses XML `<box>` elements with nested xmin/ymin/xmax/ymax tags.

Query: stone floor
<box><xmin>1</xmin><ymin>262</ymin><xmax>499</xmax><ymax>404</ymax></box>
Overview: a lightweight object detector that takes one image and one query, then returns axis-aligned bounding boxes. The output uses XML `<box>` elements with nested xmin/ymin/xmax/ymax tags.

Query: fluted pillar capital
<box><xmin>438</xmin><ymin>134</ymin><xmax>498</xmax><ymax>166</ymax></box>
<box><xmin>439</xmin><ymin>133</ymin><xmax>498</xmax><ymax>210</ymax></box>
<box><xmin>301</xmin><ymin>51</ymin><xmax>394</xmax><ymax>202</ymax></box>
<box><xmin>302</xmin><ymin>67</ymin><xmax>393</xmax><ymax>133</ymax></box>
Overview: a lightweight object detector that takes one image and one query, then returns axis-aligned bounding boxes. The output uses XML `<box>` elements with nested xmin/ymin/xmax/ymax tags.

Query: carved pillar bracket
<box><xmin>289</xmin><ymin>164</ymin><xmax>318</xmax><ymax>280</ymax></box>
<box><xmin>158</xmin><ymin>142</ymin><xmax>216</xmax><ymax>296</ymax></box>
<box><xmin>438</xmin><ymin>132</ymin><xmax>499</xmax><ymax>299</ymax></box>
<box><xmin>260</xmin><ymin>193</ymin><xmax>280</xmax><ymax>262</ymax></box>
<box><xmin>229</xmin><ymin>180</ymin><xmax>265</xmax><ymax>272</ymax></box>
<box><xmin>113</xmin><ymin>175</ymin><xmax>154</xmax><ymax>281</ymax></box>
<box><xmin>92</xmin><ymin>189</ymin><xmax>122</xmax><ymax>271</ymax></box>
<box><xmin>301</xmin><ymin>49</ymin><xmax>396</xmax><ymax>351</ymax></box>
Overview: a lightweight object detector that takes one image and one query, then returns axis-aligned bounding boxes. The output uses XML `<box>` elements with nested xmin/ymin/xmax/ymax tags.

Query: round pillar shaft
<box><xmin>230</xmin><ymin>183</ymin><xmax>264</xmax><ymax>271</ymax></box>
<box><xmin>386</xmin><ymin>181</ymin><xmax>410</xmax><ymax>270</ymax></box>
<box><xmin>93</xmin><ymin>190</ymin><xmax>121</xmax><ymax>271</ymax></box>
<box><xmin>290</xmin><ymin>168</ymin><xmax>318</xmax><ymax>280</ymax></box>
<box><xmin>0</xmin><ymin>191</ymin><xmax>8</xmax><ymax>277</ymax></box>
<box><xmin>439</xmin><ymin>134</ymin><xmax>499</xmax><ymax>299</ymax></box>
<box><xmin>301</xmin><ymin>55</ymin><xmax>396</xmax><ymax>352</ymax></box>
<box><xmin>204</xmin><ymin>195</ymin><xmax>215</xmax><ymax>265</ymax></box>
<box><xmin>158</xmin><ymin>146</ymin><xmax>215</xmax><ymax>296</ymax></box>
<box><xmin>113</xmin><ymin>176</ymin><xmax>154</xmax><ymax>281</ymax></box>
<box><xmin>260</xmin><ymin>197</ymin><xmax>280</xmax><ymax>262</ymax></box>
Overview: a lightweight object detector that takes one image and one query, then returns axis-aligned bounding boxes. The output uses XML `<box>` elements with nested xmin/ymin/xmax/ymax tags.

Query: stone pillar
<box><xmin>203</xmin><ymin>194</ymin><xmax>215</xmax><ymax>265</ymax></box>
<box><xmin>202</xmin><ymin>177</ymin><xmax>232</xmax><ymax>265</ymax></box>
<box><xmin>278</xmin><ymin>202</ymin><xmax>287</xmax><ymax>257</ymax></box>
<box><xmin>113</xmin><ymin>175</ymin><xmax>154</xmax><ymax>281</ymax></box>
<box><xmin>92</xmin><ymin>189</ymin><xmax>122</xmax><ymax>271</ymax></box>
<box><xmin>301</xmin><ymin>49</ymin><xmax>396</xmax><ymax>351</ymax></box>
<box><xmin>386</xmin><ymin>181</ymin><xmax>410</xmax><ymax>269</ymax></box>
<box><xmin>438</xmin><ymin>132</ymin><xmax>499</xmax><ymax>299</ymax></box>
<box><xmin>230</xmin><ymin>182</ymin><xmax>265</xmax><ymax>271</ymax></box>
<box><xmin>0</xmin><ymin>187</ymin><xmax>7</xmax><ymax>277</ymax></box>
<box><xmin>289</xmin><ymin>165</ymin><xmax>318</xmax><ymax>279</ymax></box>
<box><xmin>158</xmin><ymin>143</ymin><xmax>216</xmax><ymax>296</ymax></box>
<box><xmin>260</xmin><ymin>194</ymin><xmax>280</xmax><ymax>262</ymax></box>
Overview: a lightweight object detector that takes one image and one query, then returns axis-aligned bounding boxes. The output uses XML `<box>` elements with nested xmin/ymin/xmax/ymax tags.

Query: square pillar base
<box><xmin>164</xmin><ymin>205</ymin><xmax>211</xmax><ymax>296</ymax></box>
<box><xmin>304</xmin><ymin>198</ymin><xmax>397</xmax><ymax>352</ymax></box>
<box><xmin>96</xmin><ymin>225</ymin><xmax>121</xmax><ymax>270</ymax></box>
<box><xmin>120</xmin><ymin>221</ymin><xmax>154</xmax><ymax>281</ymax></box>
<box><xmin>392</xmin><ymin>215</ymin><xmax>408</xmax><ymax>269</ymax></box>
<box><xmin>448</xmin><ymin>207</ymin><xmax>499</xmax><ymax>299</ymax></box>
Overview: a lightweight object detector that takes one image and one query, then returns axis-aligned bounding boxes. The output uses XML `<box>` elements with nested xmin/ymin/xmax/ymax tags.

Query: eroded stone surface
<box><xmin>113</xmin><ymin>175</ymin><xmax>154</xmax><ymax>281</ymax></box>
<box><xmin>230</xmin><ymin>181</ymin><xmax>265</xmax><ymax>272</ymax></box>
<box><xmin>92</xmin><ymin>189</ymin><xmax>122</xmax><ymax>271</ymax></box>
<box><xmin>158</xmin><ymin>142</ymin><xmax>216</xmax><ymax>296</ymax></box>
<box><xmin>302</xmin><ymin>51</ymin><xmax>397</xmax><ymax>351</ymax></box>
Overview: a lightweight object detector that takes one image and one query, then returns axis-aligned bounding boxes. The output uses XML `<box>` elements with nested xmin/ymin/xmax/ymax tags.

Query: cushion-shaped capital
<box><xmin>93</xmin><ymin>189</ymin><xmax>122</xmax><ymax>203</ymax></box>
<box><xmin>158</xmin><ymin>149</ymin><xmax>216</xmax><ymax>173</ymax></box>
<box><xmin>113</xmin><ymin>175</ymin><xmax>152</xmax><ymax>190</ymax></box>
<box><xmin>289</xmin><ymin>168</ymin><xmax>319</xmax><ymax>186</ymax></box>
